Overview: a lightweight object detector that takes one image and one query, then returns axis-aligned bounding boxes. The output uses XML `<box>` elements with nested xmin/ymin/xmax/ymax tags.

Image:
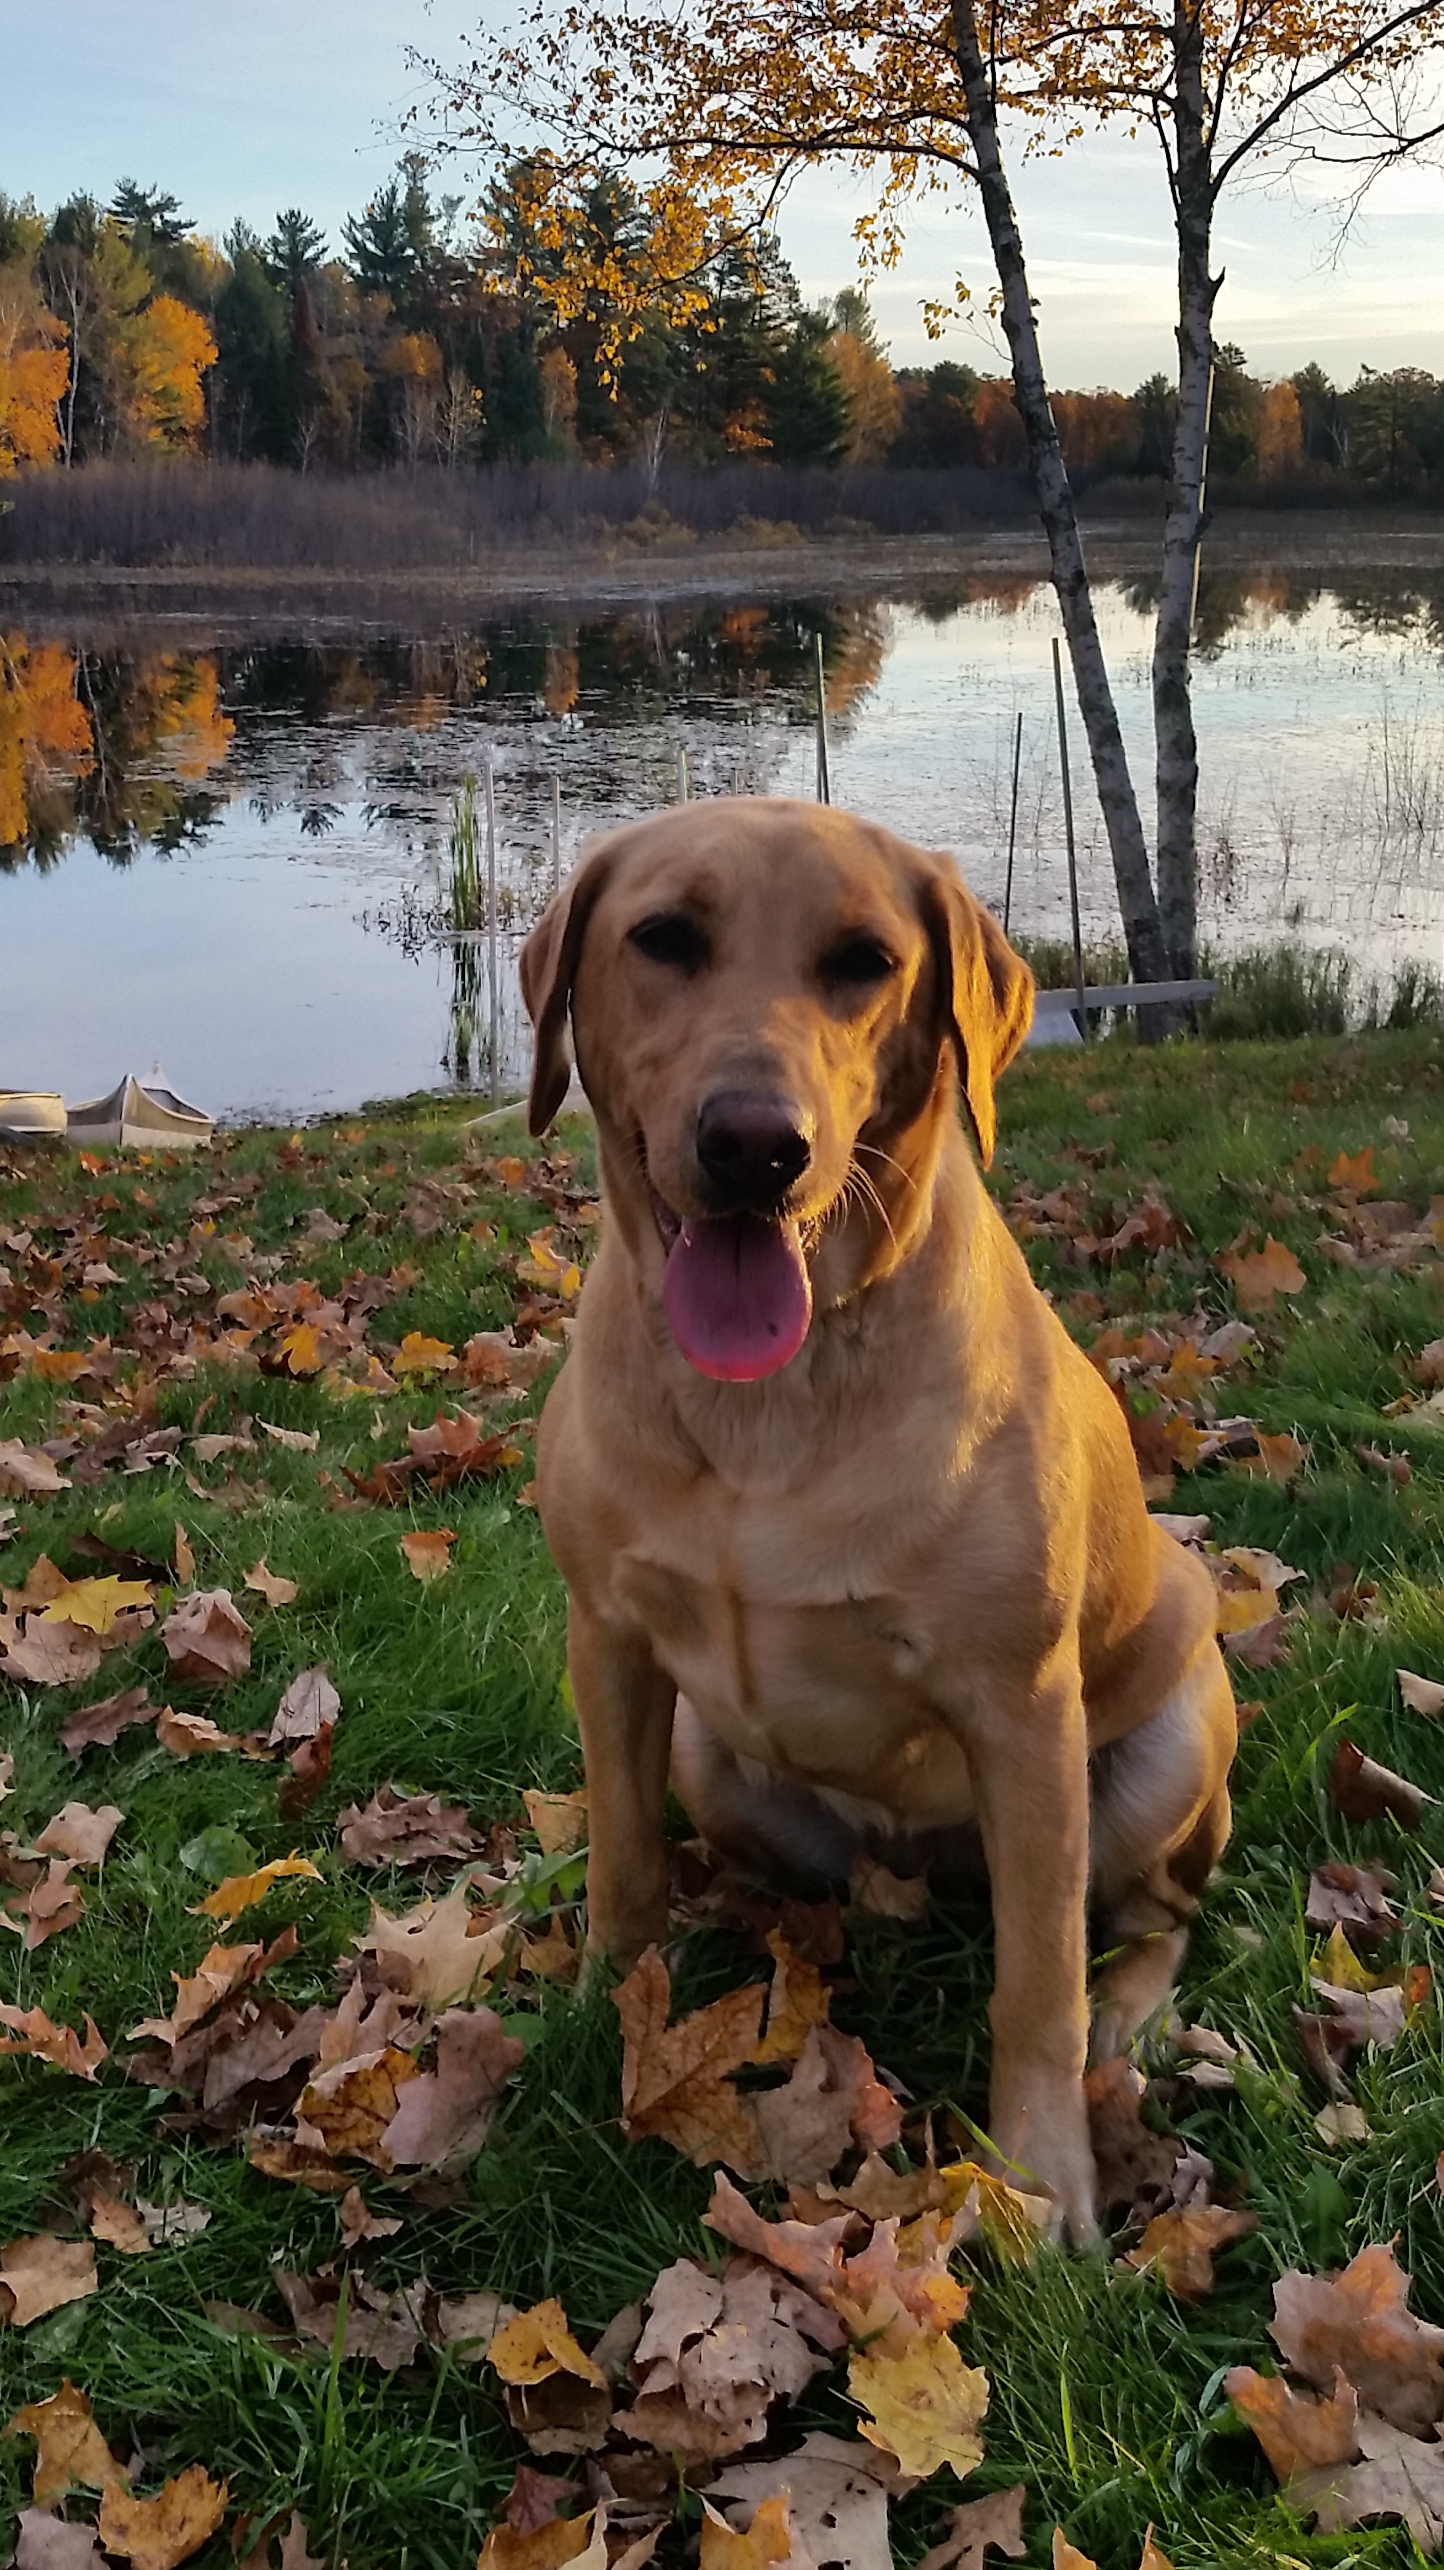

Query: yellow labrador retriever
<box><xmin>519</xmin><ymin>798</ymin><xmax>1234</xmax><ymax>2240</ymax></box>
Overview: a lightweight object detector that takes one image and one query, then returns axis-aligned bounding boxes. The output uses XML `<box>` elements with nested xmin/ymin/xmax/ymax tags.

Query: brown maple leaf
<box><xmin>161</xmin><ymin>1588</ymin><xmax>252</xmax><ymax>1686</ymax></box>
<box><xmin>337</xmin><ymin>1784</ymin><xmax>483</xmax><ymax>1866</ymax></box>
<box><xmin>1270</xmin><ymin>2243</ymin><xmax>1444</xmax><ymax>2434</ymax></box>
<box><xmin>612</xmin><ymin>1948</ymin><xmax>765</xmax><ymax>2170</ymax></box>
<box><xmin>0</xmin><ymin>2234</ymin><xmax>98</xmax><ymax>2327</ymax></box>
<box><xmin>1329</xmin><ymin>1739</ymin><xmax>1433</xmax><ymax>1830</ymax></box>
<box><xmin>1121</xmin><ymin>2205</ymin><xmax>1257</xmax><ymax>2298</ymax></box>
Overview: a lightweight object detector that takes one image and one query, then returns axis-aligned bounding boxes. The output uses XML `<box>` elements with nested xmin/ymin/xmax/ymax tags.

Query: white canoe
<box><xmin>0</xmin><ymin>1090</ymin><xmax>68</xmax><ymax>1143</ymax></box>
<box><xmin>67</xmin><ymin>1072</ymin><xmax>214</xmax><ymax>1151</ymax></box>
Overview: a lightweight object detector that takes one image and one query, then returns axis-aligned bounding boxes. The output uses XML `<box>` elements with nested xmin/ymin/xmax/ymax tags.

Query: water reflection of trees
<box><xmin>0</xmin><ymin>639</ymin><xmax>235</xmax><ymax>868</ymax></box>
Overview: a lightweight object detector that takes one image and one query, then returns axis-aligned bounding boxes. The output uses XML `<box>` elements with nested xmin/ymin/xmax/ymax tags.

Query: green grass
<box><xmin>6</xmin><ymin>1034</ymin><xmax>1444</xmax><ymax>2566</ymax></box>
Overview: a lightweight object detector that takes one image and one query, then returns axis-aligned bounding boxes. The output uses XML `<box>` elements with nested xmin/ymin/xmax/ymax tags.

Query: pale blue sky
<box><xmin>1</xmin><ymin>0</ymin><xmax>1439</xmax><ymax>387</ymax></box>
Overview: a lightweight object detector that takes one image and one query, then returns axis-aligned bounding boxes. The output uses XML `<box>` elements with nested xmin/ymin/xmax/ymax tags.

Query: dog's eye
<box><xmin>628</xmin><ymin>912</ymin><xmax>709</xmax><ymax>972</ymax></box>
<box><xmin>822</xmin><ymin>936</ymin><xmax>896</xmax><ymax>987</ymax></box>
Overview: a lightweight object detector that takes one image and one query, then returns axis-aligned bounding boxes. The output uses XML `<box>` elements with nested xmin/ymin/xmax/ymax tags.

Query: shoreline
<box><xmin>3</xmin><ymin>511</ymin><xmax>1442</xmax><ymax>643</ymax></box>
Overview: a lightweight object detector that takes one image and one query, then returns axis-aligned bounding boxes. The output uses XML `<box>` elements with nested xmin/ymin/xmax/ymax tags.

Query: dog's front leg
<box><xmin>972</xmin><ymin>1672</ymin><xmax>1098</xmax><ymax>2247</ymax></box>
<box><xmin>568</xmin><ymin>1598</ymin><xmax>677</xmax><ymax>1969</ymax></box>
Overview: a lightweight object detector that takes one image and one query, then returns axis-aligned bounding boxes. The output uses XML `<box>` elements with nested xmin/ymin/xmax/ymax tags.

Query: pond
<box><xmin>2</xmin><ymin>565</ymin><xmax>1442</xmax><ymax>1122</ymax></box>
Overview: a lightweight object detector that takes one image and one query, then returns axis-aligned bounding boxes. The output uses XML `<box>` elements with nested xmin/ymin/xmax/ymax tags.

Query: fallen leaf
<box><xmin>1315</xmin><ymin>2102</ymin><xmax>1372</xmax><ymax>2146</ymax></box>
<box><xmin>89</xmin><ymin>2190</ymin><xmax>152</xmax><ymax>2256</ymax></box>
<box><xmin>0</xmin><ymin>2234</ymin><xmax>98</xmax><ymax>2327</ymax></box>
<box><xmin>1</xmin><ymin>1614</ymin><xmax>104</xmax><ymax>1687</ymax></box>
<box><xmin>338</xmin><ymin>2185</ymin><xmax>403</xmax><ymax>2247</ymax></box>
<box><xmin>849</xmin><ymin>2331</ymin><xmax>989</xmax><ymax>2478</ymax></box>
<box><xmin>1226</xmin><ymin>2361</ymin><xmax>1359</xmax><ymax>2481</ymax></box>
<box><xmin>135</xmin><ymin>2199</ymin><xmax>211</xmax><ymax>2246</ymax></box>
<box><xmin>380</xmin><ymin>2006</ymin><xmax>525</xmax><ymax>2169</ymax></box>
<box><xmin>271</xmin><ymin>2266</ymin><xmax>430</xmax><ymax>2369</ymax></box>
<box><xmin>711</xmin><ymin>2435</ymin><xmax>904</xmax><ymax>2570</ymax></box>
<box><xmin>1306</xmin><ymin>1862</ymin><xmax>1397</xmax><ymax>1947</ymax></box>
<box><xmin>59</xmin><ymin>1686</ymin><xmax>155</xmax><ymax>1755</ymax></box>
<box><xmin>35</xmin><ymin>1802</ymin><xmax>123</xmax><ymax>1864</ymax></box>
<box><xmin>257</xmin><ymin>1421</ymin><xmax>320</xmax><ymax>1452</ymax></box>
<box><xmin>157</xmin><ymin>1707</ymin><xmax>241</xmax><ymax>1757</ymax></box>
<box><xmin>490</xmin><ymin>2298</ymin><xmax>607</xmax><ymax>2390</ymax></box>
<box><xmin>613</xmin><ymin>1947</ymin><xmax>764</xmax><ymax>2170</ymax></box>
<box><xmin>1084</xmin><ymin>2058</ymin><xmax>1180</xmax><ymax>2220</ymax></box>
<box><xmin>1329</xmin><ymin>1739</ymin><xmax>1433</xmax><ymax>1830</ymax></box>
<box><xmin>98</xmin><ymin>2464</ymin><xmax>228</xmax><ymax>2569</ymax></box>
<box><xmin>393</xmin><ymin>1331</ymin><xmax>457</xmax><ymax>1375</ymax></box>
<box><xmin>700</xmin><ymin>2494</ymin><xmax>795</xmax><ymax>2569</ymax></box>
<box><xmin>0</xmin><ymin>2005</ymin><xmax>107</xmax><ymax>2079</ymax></box>
<box><xmin>3</xmin><ymin>2379</ymin><xmax>126</xmax><ymax>2504</ymax></box>
<box><xmin>1121</xmin><ymin>2205</ymin><xmax>1257</xmax><ymax>2298</ymax></box>
<box><xmin>1270</xmin><ymin>2242</ymin><xmax>1444</xmax><ymax>2434</ymax></box>
<box><xmin>1050</xmin><ymin>2539</ymin><xmax>1095</xmax><ymax>2570</ymax></box>
<box><xmin>161</xmin><ymin>1589</ymin><xmax>252</xmax><ymax>1686</ymax></box>
<box><xmin>338</xmin><ymin>1785</ymin><xmax>483</xmax><ymax>1866</ymax></box>
<box><xmin>1238</xmin><ymin>1430</ymin><xmax>1308</xmax><ymax>1482</ymax></box>
<box><xmin>356</xmin><ymin>1877</ymin><xmax>507</xmax><ymax>2009</ymax></box>
<box><xmin>173</xmin><ymin>1523</ymin><xmax>195</xmax><ymax>1587</ymax></box>
<box><xmin>1358</xmin><ymin>1443</ymin><xmax>1411</xmax><ymax>1486</ymax></box>
<box><xmin>431</xmin><ymin>2287</ymin><xmax>518</xmax><ymax>2363</ymax></box>
<box><xmin>266</xmin><ymin>1665</ymin><xmax>341</xmax><ymax>1745</ymax></box>
<box><xmin>1399</xmin><ymin>1670</ymin><xmax>1444</xmax><ymax>1718</ymax></box>
<box><xmin>915</xmin><ymin>2484</ymin><xmax>1027</xmax><ymax>2570</ymax></box>
<box><xmin>278</xmin><ymin>1724</ymin><xmax>333</xmax><ymax>1819</ymax></box>
<box><xmin>245</xmin><ymin>1561</ymin><xmax>299</xmax><ymax>1608</ymax></box>
<box><xmin>752</xmin><ymin>2023</ymin><xmax>902</xmax><ymax>2184</ymax></box>
<box><xmin>192</xmin><ymin>1855</ymin><xmax>323</xmax><ymax>1923</ymax></box>
<box><xmin>297</xmin><ymin>2047</ymin><xmax>421</xmax><ymax>2170</ymax></box>
<box><xmin>2</xmin><ymin>1859</ymin><xmax>86</xmax><ymax>1948</ymax></box>
<box><xmin>1296</xmin><ymin>2416</ymin><xmax>1444</xmax><ymax>2545</ymax></box>
<box><xmin>130</xmin><ymin>1939</ymin><xmax>270</xmax><ymax>2044</ymax></box>
<box><xmin>753</xmin><ymin>1930</ymin><xmax>831</xmax><ymax>2067</ymax></box>
<box><xmin>522</xmin><ymin>1787</ymin><xmax>589</xmax><ymax>1856</ymax></box>
<box><xmin>0</xmin><ymin>1441</ymin><xmax>71</xmax><ymax>1496</ymax></box>
<box><xmin>400</xmin><ymin>1528</ymin><xmax>456</xmax><ymax>1583</ymax></box>
<box><xmin>1330</xmin><ymin>1145</ymin><xmax>1378</xmax><ymax>1193</ymax></box>
<box><xmin>849</xmin><ymin>1858</ymin><xmax>930</xmax><ymax>1919</ymax></box>
<box><xmin>14</xmin><ymin>2512</ymin><xmax>106</xmax><ymax>2569</ymax></box>
<box><xmin>1216</xmin><ymin>1236</ymin><xmax>1307</xmax><ymax>1310</ymax></box>
<box><xmin>476</xmin><ymin>2518</ymin><xmax>595</xmax><ymax>2570</ymax></box>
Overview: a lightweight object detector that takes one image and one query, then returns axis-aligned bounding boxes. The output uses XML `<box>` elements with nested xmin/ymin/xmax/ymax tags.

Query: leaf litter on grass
<box><xmin>15</xmin><ymin>1067</ymin><xmax>1444</xmax><ymax>2558</ymax></box>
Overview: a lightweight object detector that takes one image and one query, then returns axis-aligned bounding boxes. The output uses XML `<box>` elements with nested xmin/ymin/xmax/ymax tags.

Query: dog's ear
<box><xmin>921</xmin><ymin>865</ymin><xmax>1034</xmax><ymax>1166</ymax></box>
<box><xmin>518</xmin><ymin>847</ymin><xmax>616</xmax><ymax>1136</ymax></box>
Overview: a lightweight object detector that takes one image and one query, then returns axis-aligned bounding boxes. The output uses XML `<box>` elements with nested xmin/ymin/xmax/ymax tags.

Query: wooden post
<box><xmin>483</xmin><ymin>753</ymin><xmax>500</xmax><ymax>1106</ymax></box>
<box><xmin>1052</xmin><ymin>638</ymin><xmax>1089</xmax><ymax>1043</ymax></box>
<box><xmin>551</xmin><ymin>772</ymin><xmax>562</xmax><ymax>897</ymax></box>
<box><xmin>676</xmin><ymin>745</ymin><xmax>689</xmax><ymax>803</ymax></box>
<box><xmin>1003</xmin><ymin>709</ymin><xmax>1023</xmax><ymax>936</ymax></box>
<box><xmin>813</xmin><ymin>631</ymin><xmax>831</xmax><ymax>805</ymax></box>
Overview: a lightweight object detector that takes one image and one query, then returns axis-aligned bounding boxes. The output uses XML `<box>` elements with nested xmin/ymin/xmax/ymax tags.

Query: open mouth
<box><xmin>647</xmin><ymin>1176</ymin><xmax>812</xmax><ymax>1383</ymax></box>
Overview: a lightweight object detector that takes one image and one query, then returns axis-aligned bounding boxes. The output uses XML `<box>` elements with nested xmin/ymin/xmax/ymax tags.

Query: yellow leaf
<box><xmin>400</xmin><ymin>1528</ymin><xmax>457</xmax><ymax>1583</ymax></box>
<box><xmin>1329</xmin><ymin>1146</ymin><xmax>1378</xmax><ymax>1194</ymax></box>
<box><xmin>393</xmin><ymin>1331</ymin><xmax>457</xmax><ymax>1375</ymax></box>
<box><xmin>489</xmin><ymin>2296</ymin><xmax>607</xmax><ymax>2389</ymax></box>
<box><xmin>752</xmin><ymin>1927</ymin><xmax>832</xmax><ymax>2066</ymax></box>
<box><xmin>521</xmin><ymin>1785</ymin><xmax>589</xmax><ymax>1854</ymax></box>
<box><xmin>3</xmin><ymin>2377</ymin><xmax>127</xmax><ymax>2505</ymax></box>
<box><xmin>849</xmin><ymin>2331</ymin><xmax>989</xmax><ymax>2478</ymax></box>
<box><xmin>39</xmin><ymin>1574</ymin><xmax>154</xmax><ymax>1634</ymax></box>
<box><xmin>1215</xmin><ymin>1237</ymin><xmax>1306</xmax><ymax>1311</ymax></box>
<box><xmin>191</xmin><ymin>1855</ymin><xmax>323</xmax><ymax>1923</ymax></box>
<box><xmin>1052</xmin><ymin>2537</ymin><xmax>1097</xmax><ymax>2570</ymax></box>
<box><xmin>278</xmin><ymin>1321</ymin><xmax>322</xmax><ymax>1375</ymax></box>
<box><xmin>700</xmin><ymin>2494</ymin><xmax>796</xmax><ymax>2569</ymax></box>
<box><xmin>1313</xmin><ymin>1922</ymin><xmax>1387</xmax><ymax>1994</ymax></box>
<box><xmin>99</xmin><ymin>2461</ymin><xmax>228</xmax><ymax>2570</ymax></box>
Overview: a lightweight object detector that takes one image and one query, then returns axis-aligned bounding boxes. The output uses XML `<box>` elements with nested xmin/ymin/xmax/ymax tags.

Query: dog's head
<box><xmin>520</xmin><ymin>799</ymin><xmax>1032</xmax><ymax>1384</ymax></box>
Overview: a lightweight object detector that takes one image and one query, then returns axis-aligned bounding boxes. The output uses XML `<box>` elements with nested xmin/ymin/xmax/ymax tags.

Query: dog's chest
<box><xmin>614</xmin><ymin>1544</ymin><xmax>975</xmax><ymax>1820</ymax></box>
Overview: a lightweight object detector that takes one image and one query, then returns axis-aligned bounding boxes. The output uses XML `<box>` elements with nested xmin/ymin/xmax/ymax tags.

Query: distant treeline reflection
<box><xmin>3</xmin><ymin>567</ymin><xmax>1442</xmax><ymax>866</ymax></box>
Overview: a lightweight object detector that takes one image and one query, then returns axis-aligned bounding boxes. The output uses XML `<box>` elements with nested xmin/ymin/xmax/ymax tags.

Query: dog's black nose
<box><xmin>696</xmin><ymin>1090</ymin><xmax>812</xmax><ymax>1212</ymax></box>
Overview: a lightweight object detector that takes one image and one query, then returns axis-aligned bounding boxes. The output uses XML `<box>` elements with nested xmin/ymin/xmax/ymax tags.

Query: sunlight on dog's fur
<box><xmin>520</xmin><ymin>798</ymin><xmax>1235</xmax><ymax>2243</ymax></box>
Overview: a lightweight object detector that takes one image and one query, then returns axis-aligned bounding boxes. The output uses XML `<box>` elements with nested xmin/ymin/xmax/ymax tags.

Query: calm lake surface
<box><xmin>3</xmin><ymin>566</ymin><xmax>1442</xmax><ymax>1121</ymax></box>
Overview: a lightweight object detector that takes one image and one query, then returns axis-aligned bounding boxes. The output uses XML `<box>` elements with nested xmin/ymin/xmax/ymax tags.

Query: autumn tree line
<box><xmin>1</xmin><ymin>162</ymin><xmax>1440</xmax><ymax>495</ymax></box>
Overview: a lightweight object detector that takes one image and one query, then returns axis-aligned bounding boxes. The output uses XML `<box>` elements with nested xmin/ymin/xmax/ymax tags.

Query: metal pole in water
<box><xmin>1051</xmin><ymin>638</ymin><xmax>1089</xmax><ymax>1044</ymax></box>
<box><xmin>550</xmin><ymin>773</ymin><xmax>562</xmax><ymax>897</ymax></box>
<box><xmin>813</xmin><ymin>631</ymin><xmax>831</xmax><ymax>805</ymax></box>
<box><xmin>483</xmin><ymin>753</ymin><xmax>500</xmax><ymax>1105</ymax></box>
<box><xmin>1003</xmin><ymin>708</ymin><xmax>1023</xmax><ymax>936</ymax></box>
<box><xmin>676</xmin><ymin>745</ymin><xmax>689</xmax><ymax>803</ymax></box>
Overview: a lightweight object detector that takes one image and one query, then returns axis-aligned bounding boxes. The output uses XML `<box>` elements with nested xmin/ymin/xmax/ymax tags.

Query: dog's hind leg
<box><xmin>670</xmin><ymin>1697</ymin><xmax>873</xmax><ymax>1888</ymax></box>
<box><xmin>1087</xmin><ymin>1646</ymin><xmax>1235</xmax><ymax>2062</ymax></box>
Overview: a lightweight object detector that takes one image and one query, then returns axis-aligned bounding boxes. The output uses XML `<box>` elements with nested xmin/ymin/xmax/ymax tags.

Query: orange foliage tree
<box><xmin>0</xmin><ymin>268</ymin><xmax>68</xmax><ymax>476</ymax></box>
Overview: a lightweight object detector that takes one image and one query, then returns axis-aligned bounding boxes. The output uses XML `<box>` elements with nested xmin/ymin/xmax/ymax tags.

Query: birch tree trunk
<box><xmin>1153</xmin><ymin>0</ymin><xmax>1220</xmax><ymax>978</ymax></box>
<box><xmin>951</xmin><ymin>0</ymin><xmax>1171</xmax><ymax>992</ymax></box>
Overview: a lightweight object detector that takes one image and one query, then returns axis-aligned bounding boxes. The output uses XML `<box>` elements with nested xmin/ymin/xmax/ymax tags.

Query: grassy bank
<box><xmin>6</xmin><ymin>1033</ymin><xmax>1444</xmax><ymax>2566</ymax></box>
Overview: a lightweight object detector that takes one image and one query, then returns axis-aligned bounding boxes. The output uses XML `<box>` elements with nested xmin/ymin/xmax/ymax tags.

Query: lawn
<box><xmin>5</xmin><ymin>1029</ymin><xmax>1444</xmax><ymax>2570</ymax></box>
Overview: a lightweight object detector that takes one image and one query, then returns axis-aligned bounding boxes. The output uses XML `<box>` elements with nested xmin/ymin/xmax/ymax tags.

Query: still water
<box><xmin>2</xmin><ymin>568</ymin><xmax>1442</xmax><ymax>1121</ymax></box>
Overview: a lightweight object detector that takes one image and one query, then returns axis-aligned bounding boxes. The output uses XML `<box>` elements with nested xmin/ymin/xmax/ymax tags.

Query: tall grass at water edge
<box><xmin>1017</xmin><ymin>934</ymin><xmax>1444</xmax><ymax>1040</ymax></box>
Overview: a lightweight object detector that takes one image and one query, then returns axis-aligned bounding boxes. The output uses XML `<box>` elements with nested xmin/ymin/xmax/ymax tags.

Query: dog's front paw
<box><xmin>987</xmin><ymin>2081</ymin><xmax>1100</xmax><ymax>2250</ymax></box>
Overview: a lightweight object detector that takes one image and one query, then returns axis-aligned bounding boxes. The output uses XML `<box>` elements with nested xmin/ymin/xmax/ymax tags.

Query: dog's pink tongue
<box><xmin>662</xmin><ymin>1214</ymin><xmax>812</xmax><ymax>1381</ymax></box>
